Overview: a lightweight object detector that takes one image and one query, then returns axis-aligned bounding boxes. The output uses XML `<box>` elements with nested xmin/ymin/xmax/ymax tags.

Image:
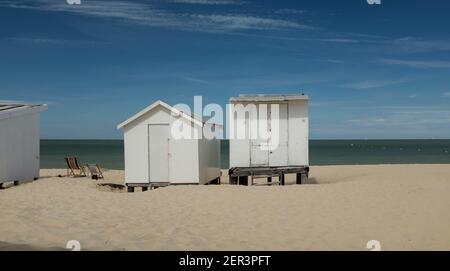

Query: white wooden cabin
<box><xmin>117</xmin><ymin>100</ymin><xmax>222</xmax><ymax>191</ymax></box>
<box><xmin>228</xmin><ymin>94</ymin><xmax>309</xmax><ymax>185</ymax></box>
<box><xmin>0</xmin><ymin>104</ymin><xmax>48</xmax><ymax>187</ymax></box>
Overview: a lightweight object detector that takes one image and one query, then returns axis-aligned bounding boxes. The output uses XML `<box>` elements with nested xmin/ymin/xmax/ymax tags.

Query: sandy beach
<box><xmin>1</xmin><ymin>164</ymin><xmax>450</xmax><ymax>251</ymax></box>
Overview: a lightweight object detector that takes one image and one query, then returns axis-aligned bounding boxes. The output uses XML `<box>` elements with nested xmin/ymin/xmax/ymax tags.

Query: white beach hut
<box><xmin>117</xmin><ymin>100</ymin><xmax>222</xmax><ymax>192</ymax></box>
<box><xmin>228</xmin><ymin>94</ymin><xmax>309</xmax><ymax>185</ymax></box>
<box><xmin>0</xmin><ymin>104</ymin><xmax>48</xmax><ymax>188</ymax></box>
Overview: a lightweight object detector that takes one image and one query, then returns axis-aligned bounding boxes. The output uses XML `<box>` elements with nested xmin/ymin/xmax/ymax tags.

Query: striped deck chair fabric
<box><xmin>86</xmin><ymin>164</ymin><xmax>104</xmax><ymax>180</ymax></box>
<box><xmin>65</xmin><ymin>157</ymin><xmax>86</xmax><ymax>177</ymax></box>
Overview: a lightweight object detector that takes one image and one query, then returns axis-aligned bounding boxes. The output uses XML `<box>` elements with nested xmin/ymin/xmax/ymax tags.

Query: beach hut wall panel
<box><xmin>198</xmin><ymin>137</ymin><xmax>222</xmax><ymax>183</ymax></box>
<box><xmin>229</xmin><ymin>94</ymin><xmax>309</xmax><ymax>168</ymax></box>
<box><xmin>117</xmin><ymin>100</ymin><xmax>221</xmax><ymax>186</ymax></box>
<box><xmin>0</xmin><ymin>104</ymin><xmax>48</xmax><ymax>184</ymax></box>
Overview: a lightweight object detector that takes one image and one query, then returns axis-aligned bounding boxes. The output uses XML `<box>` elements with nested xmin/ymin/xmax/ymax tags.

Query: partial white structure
<box><xmin>117</xmin><ymin>100</ymin><xmax>221</xmax><ymax>191</ymax></box>
<box><xmin>228</xmin><ymin>94</ymin><xmax>309</xmax><ymax>185</ymax></box>
<box><xmin>0</xmin><ymin>104</ymin><xmax>48</xmax><ymax>186</ymax></box>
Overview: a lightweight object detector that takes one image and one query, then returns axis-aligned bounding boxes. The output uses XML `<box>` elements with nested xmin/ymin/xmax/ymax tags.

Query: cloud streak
<box><xmin>378</xmin><ymin>58</ymin><xmax>450</xmax><ymax>69</ymax></box>
<box><xmin>313</xmin><ymin>104</ymin><xmax>450</xmax><ymax>139</ymax></box>
<box><xmin>0</xmin><ymin>0</ymin><xmax>311</xmax><ymax>33</ymax></box>
<box><xmin>275</xmin><ymin>9</ymin><xmax>307</xmax><ymax>15</ymax></box>
<box><xmin>343</xmin><ymin>79</ymin><xmax>407</xmax><ymax>90</ymax></box>
<box><xmin>0</xmin><ymin>99</ymin><xmax>28</xmax><ymax>105</ymax></box>
<box><xmin>5</xmin><ymin>0</ymin><xmax>450</xmax><ymax>53</ymax></box>
<box><xmin>6</xmin><ymin>37</ymin><xmax>106</xmax><ymax>46</ymax></box>
<box><xmin>348</xmin><ymin>106</ymin><xmax>450</xmax><ymax>128</ymax></box>
<box><xmin>389</xmin><ymin>37</ymin><xmax>450</xmax><ymax>52</ymax></box>
<box><xmin>192</xmin><ymin>14</ymin><xmax>311</xmax><ymax>30</ymax></box>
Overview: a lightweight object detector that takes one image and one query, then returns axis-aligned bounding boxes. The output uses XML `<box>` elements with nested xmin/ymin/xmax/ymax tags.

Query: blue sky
<box><xmin>1</xmin><ymin>0</ymin><xmax>450</xmax><ymax>139</ymax></box>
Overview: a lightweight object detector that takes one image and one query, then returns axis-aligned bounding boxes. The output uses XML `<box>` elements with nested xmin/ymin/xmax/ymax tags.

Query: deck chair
<box><xmin>65</xmin><ymin>157</ymin><xmax>87</xmax><ymax>177</ymax></box>
<box><xmin>86</xmin><ymin>164</ymin><xmax>104</xmax><ymax>180</ymax></box>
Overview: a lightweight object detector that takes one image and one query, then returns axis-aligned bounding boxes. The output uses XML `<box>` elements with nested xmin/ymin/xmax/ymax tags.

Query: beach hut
<box><xmin>0</xmin><ymin>104</ymin><xmax>48</xmax><ymax>188</ymax></box>
<box><xmin>228</xmin><ymin>94</ymin><xmax>309</xmax><ymax>185</ymax></box>
<box><xmin>117</xmin><ymin>100</ymin><xmax>222</xmax><ymax>192</ymax></box>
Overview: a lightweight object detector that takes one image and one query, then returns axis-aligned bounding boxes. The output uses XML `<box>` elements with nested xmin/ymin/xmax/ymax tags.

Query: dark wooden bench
<box><xmin>229</xmin><ymin>166</ymin><xmax>309</xmax><ymax>186</ymax></box>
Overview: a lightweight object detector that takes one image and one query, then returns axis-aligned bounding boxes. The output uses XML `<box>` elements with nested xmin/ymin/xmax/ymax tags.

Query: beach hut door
<box><xmin>250</xmin><ymin>104</ymin><xmax>270</xmax><ymax>166</ymax></box>
<box><xmin>268</xmin><ymin>103</ymin><xmax>288</xmax><ymax>166</ymax></box>
<box><xmin>250</xmin><ymin>104</ymin><xmax>288</xmax><ymax>167</ymax></box>
<box><xmin>148</xmin><ymin>124</ymin><xmax>170</xmax><ymax>182</ymax></box>
<box><xmin>250</xmin><ymin>139</ymin><xmax>269</xmax><ymax>166</ymax></box>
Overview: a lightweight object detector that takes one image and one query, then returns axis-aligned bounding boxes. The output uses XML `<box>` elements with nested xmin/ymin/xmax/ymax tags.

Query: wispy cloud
<box><xmin>167</xmin><ymin>0</ymin><xmax>245</xmax><ymax>5</ymax></box>
<box><xmin>267</xmin><ymin>35</ymin><xmax>450</xmax><ymax>51</ymax></box>
<box><xmin>275</xmin><ymin>9</ymin><xmax>307</xmax><ymax>15</ymax></box>
<box><xmin>6</xmin><ymin>37</ymin><xmax>106</xmax><ymax>46</ymax></box>
<box><xmin>313</xmin><ymin>104</ymin><xmax>450</xmax><ymax>139</ymax></box>
<box><xmin>348</xmin><ymin>106</ymin><xmax>450</xmax><ymax>128</ymax></box>
<box><xmin>389</xmin><ymin>37</ymin><xmax>450</xmax><ymax>52</ymax></box>
<box><xmin>0</xmin><ymin>0</ymin><xmax>311</xmax><ymax>32</ymax></box>
<box><xmin>444</xmin><ymin>92</ymin><xmax>450</xmax><ymax>97</ymax></box>
<box><xmin>182</xmin><ymin>76</ymin><xmax>211</xmax><ymax>84</ymax></box>
<box><xmin>343</xmin><ymin>79</ymin><xmax>407</xmax><ymax>90</ymax></box>
<box><xmin>378</xmin><ymin>58</ymin><xmax>450</xmax><ymax>69</ymax></box>
<box><xmin>0</xmin><ymin>99</ymin><xmax>28</xmax><ymax>105</ymax></box>
<box><xmin>4</xmin><ymin>0</ymin><xmax>450</xmax><ymax>54</ymax></box>
<box><xmin>192</xmin><ymin>14</ymin><xmax>311</xmax><ymax>30</ymax></box>
<box><xmin>319</xmin><ymin>59</ymin><xmax>346</xmax><ymax>64</ymax></box>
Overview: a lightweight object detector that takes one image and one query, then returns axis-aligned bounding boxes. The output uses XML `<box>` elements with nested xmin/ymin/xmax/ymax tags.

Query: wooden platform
<box><xmin>126</xmin><ymin>182</ymin><xmax>169</xmax><ymax>192</ymax></box>
<box><xmin>125</xmin><ymin>177</ymin><xmax>221</xmax><ymax>192</ymax></box>
<box><xmin>228</xmin><ymin>166</ymin><xmax>309</xmax><ymax>186</ymax></box>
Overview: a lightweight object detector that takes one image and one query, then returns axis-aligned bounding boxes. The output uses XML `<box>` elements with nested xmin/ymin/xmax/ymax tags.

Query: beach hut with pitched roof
<box><xmin>0</xmin><ymin>104</ymin><xmax>47</xmax><ymax>187</ymax></box>
<box><xmin>117</xmin><ymin>100</ymin><xmax>222</xmax><ymax>192</ymax></box>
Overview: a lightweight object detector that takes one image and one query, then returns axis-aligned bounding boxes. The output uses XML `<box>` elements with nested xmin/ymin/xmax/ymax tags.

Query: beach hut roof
<box><xmin>0</xmin><ymin>104</ymin><xmax>48</xmax><ymax>120</ymax></box>
<box><xmin>230</xmin><ymin>93</ymin><xmax>309</xmax><ymax>103</ymax></box>
<box><xmin>117</xmin><ymin>100</ymin><xmax>221</xmax><ymax>129</ymax></box>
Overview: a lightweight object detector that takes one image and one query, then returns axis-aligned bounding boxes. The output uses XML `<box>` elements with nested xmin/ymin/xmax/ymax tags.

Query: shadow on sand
<box><xmin>306</xmin><ymin>177</ymin><xmax>319</xmax><ymax>184</ymax></box>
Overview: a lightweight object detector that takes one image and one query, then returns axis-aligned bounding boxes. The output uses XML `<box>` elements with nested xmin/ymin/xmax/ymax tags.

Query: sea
<box><xmin>40</xmin><ymin>140</ymin><xmax>450</xmax><ymax>170</ymax></box>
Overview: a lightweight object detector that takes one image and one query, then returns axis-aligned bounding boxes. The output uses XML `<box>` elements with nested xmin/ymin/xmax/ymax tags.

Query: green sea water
<box><xmin>40</xmin><ymin>140</ymin><xmax>450</xmax><ymax>170</ymax></box>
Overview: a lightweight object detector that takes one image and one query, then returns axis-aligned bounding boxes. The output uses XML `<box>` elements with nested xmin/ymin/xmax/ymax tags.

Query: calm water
<box><xmin>41</xmin><ymin>140</ymin><xmax>450</xmax><ymax>170</ymax></box>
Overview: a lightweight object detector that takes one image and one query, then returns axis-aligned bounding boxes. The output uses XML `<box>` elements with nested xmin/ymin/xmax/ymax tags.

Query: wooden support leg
<box><xmin>0</xmin><ymin>183</ymin><xmax>3</xmax><ymax>189</ymax></box>
<box><xmin>280</xmin><ymin>174</ymin><xmax>285</xmax><ymax>186</ymax></box>
<box><xmin>127</xmin><ymin>186</ymin><xmax>135</xmax><ymax>193</ymax></box>
<box><xmin>229</xmin><ymin>176</ymin><xmax>238</xmax><ymax>185</ymax></box>
<box><xmin>142</xmin><ymin>187</ymin><xmax>148</xmax><ymax>192</ymax></box>
<box><xmin>239</xmin><ymin>176</ymin><xmax>248</xmax><ymax>186</ymax></box>
<box><xmin>13</xmin><ymin>180</ymin><xmax>19</xmax><ymax>186</ymax></box>
<box><xmin>301</xmin><ymin>173</ymin><xmax>308</xmax><ymax>185</ymax></box>
<box><xmin>210</xmin><ymin>178</ymin><xmax>220</xmax><ymax>185</ymax></box>
<box><xmin>296</xmin><ymin>173</ymin><xmax>301</xmax><ymax>185</ymax></box>
<box><xmin>268</xmin><ymin>177</ymin><xmax>272</xmax><ymax>185</ymax></box>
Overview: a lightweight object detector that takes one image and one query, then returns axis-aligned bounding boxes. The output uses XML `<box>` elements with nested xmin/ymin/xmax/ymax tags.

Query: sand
<box><xmin>1</xmin><ymin>165</ymin><xmax>450</xmax><ymax>251</ymax></box>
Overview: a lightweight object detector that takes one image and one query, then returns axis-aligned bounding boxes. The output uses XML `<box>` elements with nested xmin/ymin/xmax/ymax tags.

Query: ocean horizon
<box><xmin>40</xmin><ymin>139</ymin><xmax>450</xmax><ymax>170</ymax></box>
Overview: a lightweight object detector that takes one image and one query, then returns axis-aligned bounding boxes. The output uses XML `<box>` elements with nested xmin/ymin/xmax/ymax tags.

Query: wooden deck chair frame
<box><xmin>86</xmin><ymin>164</ymin><xmax>104</xmax><ymax>180</ymax></box>
<box><xmin>65</xmin><ymin>157</ymin><xmax>86</xmax><ymax>177</ymax></box>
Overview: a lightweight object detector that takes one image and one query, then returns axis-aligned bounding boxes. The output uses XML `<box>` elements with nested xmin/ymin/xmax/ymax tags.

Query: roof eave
<box><xmin>117</xmin><ymin>101</ymin><xmax>205</xmax><ymax>130</ymax></box>
<box><xmin>0</xmin><ymin>104</ymin><xmax>48</xmax><ymax>120</ymax></box>
<box><xmin>229</xmin><ymin>94</ymin><xmax>309</xmax><ymax>103</ymax></box>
